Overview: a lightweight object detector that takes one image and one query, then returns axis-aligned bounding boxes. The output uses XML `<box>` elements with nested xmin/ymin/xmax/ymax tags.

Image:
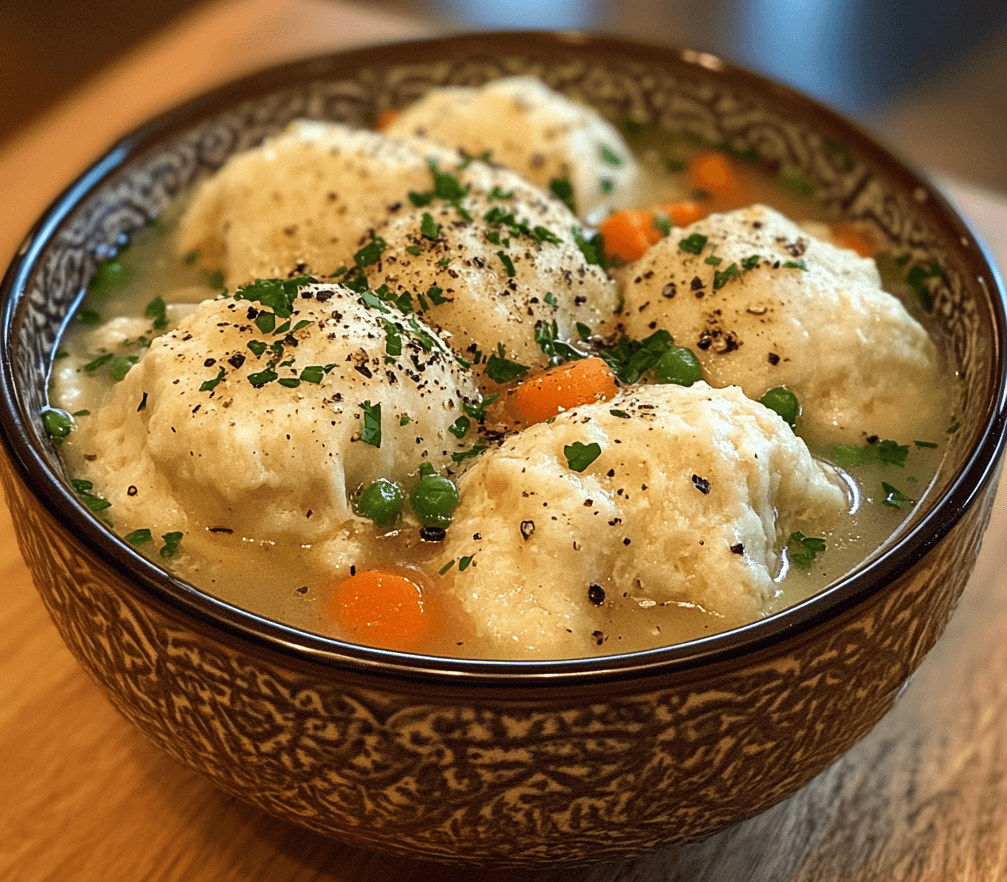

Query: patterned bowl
<box><xmin>1</xmin><ymin>32</ymin><xmax>1005</xmax><ymax>868</ymax></box>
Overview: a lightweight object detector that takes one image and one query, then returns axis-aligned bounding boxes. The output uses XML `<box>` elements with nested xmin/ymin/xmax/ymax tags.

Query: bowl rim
<box><xmin>2</xmin><ymin>29</ymin><xmax>1006</xmax><ymax>686</ymax></box>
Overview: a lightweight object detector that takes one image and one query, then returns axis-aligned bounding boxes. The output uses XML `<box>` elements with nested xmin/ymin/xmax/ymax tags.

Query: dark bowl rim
<box><xmin>2</xmin><ymin>29</ymin><xmax>1006</xmax><ymax>687</ymax></box>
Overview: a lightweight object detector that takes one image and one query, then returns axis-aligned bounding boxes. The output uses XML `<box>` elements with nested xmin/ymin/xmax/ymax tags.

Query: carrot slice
<box><xmin>600</xmin><ymin>210</ymin><xmax>662</xmax><ymax>262</ymax></box>
<box><xmin>660</xmin><ymin>200</ymin><xmax>705</xmax><ymax>227</ymax></box>
<box><xmin>375</xmin><ymin>108</ymin><xmax>401</xmax><ymax>131</ymax></box>
<box><xmin>831</xmin><ymin>222</ymin><xmax>876</xmax><ymax>258</ymax></box>
<box><xmin>688</xmin><ymin>151</ymin><xmax>738</xmax><ymax>200</ymax></box>
<box><xmin>329</xmin><ymin>569</ymin><xmax>428</xmax><ymax>650</ymax></box>
<box><xmin>504</xmin><ymin>357</ymin><xmax>618</xmax><ymax>426</ymax></box>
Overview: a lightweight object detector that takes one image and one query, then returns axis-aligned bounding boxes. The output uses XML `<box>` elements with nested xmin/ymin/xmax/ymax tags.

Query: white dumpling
<box><xmin>360</xmin><ymin>165</ymin><xmax>618</xmax><ymax>381</ymax></box>
<box><xmin>73</xmin><ymin>281</ymin><xmax>480</xmax><ymax>544</ymax></box>
<box><xmin>617</xmin><ymin>204</ymin><xmax>942</xmax><ymax>444</ymax></box>
<box><xmin>435</xmin><ymin>383</ymin><xmax>847</xmax><ymax>659</ymax></box>
<box><xmin>174</xmin><ymin>120</ymin><xmax>461</xmax><ymax>285</ymax></box>
<box><xmin>385</xmin><ymin>76</ymin><xmax>639</xmax><ymax>218</ymax></box>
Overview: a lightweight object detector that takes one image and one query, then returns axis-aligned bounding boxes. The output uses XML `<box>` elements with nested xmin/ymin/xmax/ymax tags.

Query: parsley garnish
<box><xmin>829</xmin><ymin>439</ymin><xmax>909</xmax><ymax>469</ymax></box>
<box><xmin>914</xmin><ymin>440</ymin><xmax>938</xmax><ymax>449</ymax></box>
<box><xmin>881</xmin><ymin>482</ymin><xmax>914</xmax><ymax>509</ymax></box>
<box><xmin>83</xmin><ymin>352</ymin><xmax>114</xmax><ymax>372</ymax></box>
<box><xmin>549</xmin><ymin>177</ymin><xmax>576</xmax><ymax>212</ymax></box>
<box><xmin>741</xmin><ymin>254</ymin><xmax>761</xmax><ymax>271</ymax></box>
<box><xmin>109</xmin><ymin>355</ymin><xmax>138</xmax><ymax>381</ymax></box>
<box><xmin>77</xmin><ymin>307</ymin><xmax>102</xmax><ymax>325</ymax></box>
<box><xmin>599</xmin><ymin>329</ymin><xmax>674</xmax><ymax>384</ymax></box>
<box><xmin>497</xmin><ymin>251</ymin><xmax>516</xmax><ymax>278</ymax></box>
<box><xmin>451</xmin><ymin>440</ymin><xmax>489</xmax><ymax>463</ymax></box>
<box><xmin>564</xmin><ymin>441</ymin><xmax>601</xmax><ymax>473</ymax></box>
<box><xmin>535</xmin><ymin>319</ymin><xmax>584</xmax><ymax>363</ymax></box>
<box><xmin>199</xmin><ymin>366</ymin><xmax>226</xmax><ymax>392</ymax></box>
<box><xmin>448</xmin><ymin>416</ymin><xmax>471</xmax><ymax>438</ymax></box>
<box><xmin>360</xmin><ymin>400</ymin><xmax>382</xmax><ymax>447</ymax></box>
<box><xmin>42</xmin><ymin>409</ymin><xmax>73</xmax><ymax>440</ymax></box>
<box><xmin>438</xmin><ymin>559</ymin><xmax>456</xmax><ymax>575</ymax></box>
<box><xmin>354</xmin><ymin>237</ymin><xmax>386</xmax><ymax>268</ymax></box>
<box><xmin>427</xmin><ymin>286</ymin><xmax>448</xmax><ymax>306</ymax></box>
<box><xmin>609</xmin><ymin>409</ymin><xmax>630</xmax><ymax>419</ymax></box>
<box><xmin>488</xmin><ymin>185</ymin><xmax>513</xmax><ymax>200</ymax></box>
<box><xmin>405</xmin><ymin>245</ymin><xmax>423</xmax><ymax>256</ymax></box>
<box><xmin>125</xmin><ymin>528</ymin><xmax>153</xmax><ymax>546</ymax></box>
<box><xmin>787</xmin><ymin>532</ymin><xmax>826</xmax><ymax>569</ymax></box>
<box><xmin>420</xmin><ymin>212</ymin><xmax>440</xmax><ymax>240</ymax></box>
<box><xmin>70</xmin><ymin>478</ymin><xmax>111</xmax><ymax>513</ymax></box>
<box><xmin>713</xmin><ymin>263</ymin><xmax>740</xmax><ymax>289</ymax></box>
<box><xmin>299</xmin><ymin>365</ymin><xmax>326</xmax><ymax>384</ymax></box>
<box><xmin>783</xmin><ymin>260</ymin><xmax>807</xmax><ymax>270</ymax></box>
<box><xmin>430</xmin><ymin>160</ymin><xmax>470</xmax><ymax>201</ymax></box>
<box><xmin>464</xmin><ymin>393</ymin><xmax>499</xmax><ymax>424</ymax></box>
<box><xmin>409</xmin><ymin>191</ymin><xmax>434</xmax><ymax>207</ymax></box>
<box><xmin>247</xmin><ymin>368</ymin><xmax>278</xmax><ymax>387</ymax></box>
<box><xmin>458</xmin><ymin>555</ymin><xmax>474</xmax><ymax>571</ymax></box>
<box><xmin>679</xmin><ymin>233</ymin><xmax>708</xmax><ymax>255</ymax></box>
<box><xmin>144</xmin><ymin>296</ymin><xmax>168</xmax><ymax>330</ymax></box>
<box><xmin>484</xmin><ymin>345</ymin><xmax>529</xmax><ymax>383</ymax></box>
<box><xmin>247</xmin><ymin>340</ymin><xmax>267</xmax><ymax>357</ymax></box>
<box><xmin>160</xmin><ymin>531</ymin><xmax>183</xmax><ymax>559</ymax></box>
<box><xmin>573</xmin><ymin>228</ymin><xmax>604</xmax><ymax>266</ymax></box>
<box><xmin>544</xmin><ymin>292</ymin><xmax>558</xmax><ymax>307</ymax></box>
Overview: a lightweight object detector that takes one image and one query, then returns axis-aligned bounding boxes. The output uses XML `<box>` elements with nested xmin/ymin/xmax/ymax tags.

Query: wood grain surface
<box><xmin>2</xmin><ymin>2</ymin><xmax>1006</xmax><ymax>878</ymax></box>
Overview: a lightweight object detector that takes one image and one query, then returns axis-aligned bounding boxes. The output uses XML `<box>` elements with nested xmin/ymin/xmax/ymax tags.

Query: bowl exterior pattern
<box><xmin>1</xmin><ymin>449</ymin><xmax>998</xmax><ymax>865</ymax></box>
<box><xmin>3</xmin><ymin>37</ymin><xmax>1003</xmax><ymax>866</ymax></box>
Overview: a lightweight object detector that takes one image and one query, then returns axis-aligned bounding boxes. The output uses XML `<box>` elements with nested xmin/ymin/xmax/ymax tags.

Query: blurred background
<box><xmin>2</xmin><ymin>0</ymin><xmax>1006</xmax><ymax>191</ymax></box>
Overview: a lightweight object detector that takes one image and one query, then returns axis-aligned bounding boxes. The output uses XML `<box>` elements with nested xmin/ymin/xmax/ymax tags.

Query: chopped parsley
<box><xmin>599</xmin><ymin>144</ymin><xmax>623</xmax><ymax>168</ymax></box>
<box><xmin>299</xmin><ymin>365</ymin><xmax>327</xmax><ymax>384</ymax></box>
<box><xmin>678</xmin><ymin>233</ymin><xmax>708</xmax><ymax>255</ymax></box>
<box><xmin>787</xmin><ymin>532</ymin><xmax>826</xmax><ymax>569</ymax></box>
<box><xmin>77</xmin><ymin>307</ymin><xmax>102</xmax><ymax>325</ymax></box>
<box><xmin>914</xmin><ymin>440</ymin><xmax>939</xmax><ymax>449</ymax></box>
<box><xmin>544</xmin><ymin>292</ymin><xmax>558</xmax><ymax>307</ymax></box>
<box><xmin>83</xmin><ymin>352</ymin><xmax>114</xmax><ymax>372</ymax></box>
<box><xmin>109</xmin><ymin>355</ymin><xmax>138</xmax><ymax>381</ymax></box>
<box><xmin>464</xmin><ymin>393</ymin><xmax>499</xmax><ymax>424</ymax></box>
<box><xmin>438</xmin><ymin>559</ymin><xmax>456</xmax><ymax>575</ymax></box>
<box><xmin>458</xmin><ymin>555</ymin><xmax>474</xmax><ymax>572</ymax></box>
<box><xmin>42</xmin><ymin>409</ymin><xmax>73</xmax><ymax>440</ymax></box>
<box><xmin>741</xmin><ymin>254</ymin><xmax>761</xmax><ymax>271</ymax></box>
<box><xmin>484</xmin><ymin>346</ymin><xmax>529</xmax><ymax>383</ymax></box>
<box><xmin>549</xmin><ymin>176</ymin><xmax>576</xmax><ymax>212</ymax></box>
<box><xmin>881</xmin><ymin>482</ymin><xmax>914</xmax><ymax>509</ymax></box>
<box><xmin>247</xmin><ymin>340</ymin><xmax>268</xmax><ymax>357</ymax></box>
<box><xmin>405</xmin><ymin>245</ymin><xmax>423</xmax><ymax>256</ymax></box>
<box><xmin>448</xmin><ymin>415</ymin><xmax>471</xmax><ymax>438</ymax></box>
<box><xmin>712</xmin><ymin>263</ymin><xmax>740</xmax><ymax>289</ymax></box>
<box><xmin>124</xmin><ymin>528</ymin><xmax>153</xmax><ymax>546</ymax></box>
<box><xmin>353</xmin><ymin>237</ymin><xmax>386</xmax><ymax>268</ymax></box>
<box><xmin>535</xmin><ymin>319</ymin><xmax>584</xmax><ymax>363</ymax></box>
<box><xmin>247</xmin><ymin>368</ymin><xmax>278</xmax><ymax>387</ymax></box>
<box><xmin>427</xmin><ymin>286</ymin><xmax>448</xmax><ymax>306</ymax></box>
<box><xmin>199</xmin><ymin>366</ymin><xmax>226</xmax><ymax>392</ymax></box>
<box><xmin>451</xmin><ymin>440</ymin><xmax>489</xmax><ymax>463</ymax></box>
<box><xmin>144</xmin><ymin>296</ymin><xmax>168</xmax><ymax>330</ymax></box>
<box><xmin>496</xmin><ymin>251</ymin><xmax>516</xmax><ymax>278</ymax></box>
<box><xmin>573</xmin><ymin>228</ymin><xmax>604</xmax><ymax>266</ymax></box>
<box><xmin>88</xmin><ymin>252</ymin><xmax>132</xmax><ymax>294</ymax></box>
<box><xmin>160</xmin><ymin>531</ymin><xmax>183</xmax><ymax>559</ymax></box>
<box><xmin>599</xmin><ymin>329</ymin><xmax>674</xmax><ymax>384</ymax></box>
<box><xmin>360</xmin><ymin>400</ymin><xmax>382</xmax><ymax>447</ymax></box>
<box><xmin>783</xmin><ymin>260</ymin><xmax>807</xmax><ymax>270</ymax></box>
<box><xmin>420</xmin><ymin>212</ymin><xmax>440</xmax><ymax>240</ymax></box>
<box><xmin>829</xmin><ymin>439</ymin><xmax>909</xmax><ymax>469</ymax></box>
<box><xmin>487</xmin><ymin>185</ymin><xmax>513</xmax><ymax>201</ymax></box>
<box><xmin>70</xmin><ymin>478</ymin><xmax>111</xmax><ymax>513</ymax></box>
<box><xmin>564</xmin><ymin>441</ymin><xmax>601</xmax><ymax>473</ymax></box>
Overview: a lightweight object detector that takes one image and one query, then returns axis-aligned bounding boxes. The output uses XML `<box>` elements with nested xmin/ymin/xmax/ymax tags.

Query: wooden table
<box><xmin>2</xmin><ymin>2</ymin><xmax>1007</xmax><ymax>879</ymax></box>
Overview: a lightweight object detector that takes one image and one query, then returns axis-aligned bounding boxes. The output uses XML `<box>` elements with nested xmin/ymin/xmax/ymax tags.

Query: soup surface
<box><xmin>46</xmin><ymin>78</ymin><xmax>954</xmax><ymax>659</ymax></box>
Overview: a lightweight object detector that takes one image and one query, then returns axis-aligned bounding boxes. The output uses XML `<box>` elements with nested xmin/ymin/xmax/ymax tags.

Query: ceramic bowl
<box><xmin>1</xmin><ymin>32</ymin><xmax>1005</xmax><ymax>868</ymax></box>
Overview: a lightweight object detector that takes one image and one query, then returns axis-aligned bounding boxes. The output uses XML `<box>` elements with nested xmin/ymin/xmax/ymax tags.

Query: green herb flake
<box><xmin>564</xmin><ymin>441</ymin><xmax>602</xmax><ymax>473</ymax></box>
<box><xmin>438</xmin><ymin>257</ymin><xmax>451</xmax><ymax>267</ymax></box>
<box><xmin>496</xmin><ymin>251</ymin><xmax>516</xmax><ymax>278</ymax></box>
<box><xmin>599</xmin><ymin>329</ymin><xmax>674</xmax><ymax>384</ymax></box>
<box><xmin>144</xmin><ymin>296</ymin><xmax>168</xmax><ymax>330</ymax></box>
<box><xmin>829</xmin><ymin>438</ymin><xmax>909</xmax><ymax>469</ymax></box>
<box><xmin>600</xmin><ymin>178</ymin><xmax>614</xmax><ymax>195</ymax></box>
<box><xmin>451</xmin><ymin>440</ymin><xmax>489</xmax><ymax>463</ymax></box>
<box><xmin>109</xmin><ymin>355</ymin><xmax>139</xmax><ymax>382</ymax></box>
<box><xmin>88</xmin><ymin>254</ymin><xmax>132</xmax><ymax>294</ymax></box>
<box><xmin>202</xmin><ymin>269</ymin><xmax>226</xmax><ymax>290</ymax></box>
<box><xmin>678</xmin><ymin>233</ymin><xmax>708</xmax><ymax>255</ymax></box>
<box><xmin>741</xmin><ymin>254</ymin><xmax>761</xmax><ymax>271</ymax></box>
<box><xmin>429</xmin><ymin>161</ymin><xmax>469</xmax><ymax>201</ymax></box>
<box><xmin>77</xmin><ymin>307</ymin><xmax>102</xmax><ymax>325</ymax></box>
<box><xmin>125</xmin><ymin>528</ymin><xmax>153</xmax><ymax>546</ymax></box>
<box><xmin>399</xmin><ymin>415</ymin><xmax>410</xmax><ymax>426</ymax></box>
<box><xmin>408</xmin><ymin>190</ymin><xmax>434</xmax><ymax>207</ymax></box>
<box><xmin>54</xmin><ymin>349</ymin><xmax>70</xmax><ymax>361</ymax></box>
<box><xmin>255</xmin><ymin>312</ymin><xmax>276</xmax><ymax>334</ymax></box>
<box><xmin>160</xmin><ymin>531</ymin><xmax>183</xmax><ymax>559</ymax></box>
<box><xmin>713</xmin><ymin>263</ymin><xmax>740</xmax><ymax>289</ymax></box>
<box><xmin>783</xmin><ymin>260</ymin><xmax>807</xmax><ymax>270</ymax></box>
<box><xmin>576</xmin><ymin>322</ymin><xmax>593</xmax><ymax>341</ymax></box>
<box><xmin>549</xmin><ymin>177</ymin><xmax>576</xmax><ymax>212</ymax></box>
<box><xmin>427</xmin><ymin>286</ymin><xmax>448</xmax><ymax>305</ymax></box>
<box><xmin>448</xmin><ymin>415</ymin><xmax>471</xmax><ymax>438</ymax></box>
<box><xmin>405</xmin><ymin>245</ymin><xmax>423</xmax><ymax>256</ymax></box>
<box><xmin>787</xmin><ymin>531</ymin><xmax>826</xmax><ymax>569</ymax></box>
<box><xmin>420</xmin><ymin>212</ymin><xmax>441</xmax><ymax>240</ymax></box>
<box><xmin>299</xmin><ymin>365</ymin><xmax>325</xmax><ymax>384</ymax></box>
<box><xmin>535</xmin><ymin>319</ymin><xmax>584</xmax><ymax>363</ymax></box>
<box><xmin>360</xmin><ymin>400</ymin><xmax>382</xmax><ymax>447</ymax></box>
<box><xmin>353</xmin><ymin>237</ymin><xmax>386</xmax><ymax>268</ymax></box>
<box><xmin>247</xmin><ymin>340</ymin><xmax>268</xmax><ymax>357</ymax></box>
<box><xmin>881</xmin><ymin>482</ymin><xmax>914</xmax><ymax>509</ymax></box>
<box><xmin>488</xmin><ymin>185</ymin><xmax>513</xmax><ymax>201</ymax></box>
<box><xmin>484</xmin><ymin>347</ymin><xmax>529</xmax><ymax>383</ymax></box>
<box><xmin>247</xmin><ymin>368</ymin><xmax>278</xmax><ymax>387</ymax></box>
<box><xmin>776</xmin><ymin>166</ymin><xmax>815</xmax><ymax>199</ymax></box>
<box><xmin>72</xmin><ymin>409</ymin><xmax>90</xmax><ymax>417</ymax></box>
<box><xmin>705</xmin><ymin>256</ymin><xmax>722</xmax><ymax>266</ymax></box>
<box><xmin>70</xmin><ymin>478</ymin><xmax>112</xmax><ymax>513</ymax></box>
<box><xmin>277</xmin><ymin>377</ymin><xmax>299</xmax><ymax>388</ymax></box>
<box><xmin>199</xmin><ymin>366</ymin><xmax>226</xmax><ymax>392</ymax></box>
<box><xmin>609</xmin><ymin>409</ymin><xmax>630</xmax><ymax>419</ymax></box>
<box><xmin>544</xmin><ymin>292</ymin><xmax>558</xmax><ymax>307</ymax></box>
<box><xmin>914</xmin><ymin>440</ymin><xmax>939</xmax><ymax>449</ymax></box>
<box><xmin>438</xmin><ymin>559</ymin><xmax>456</xmax><ymax>575</ymax></box>
<box><xmin>182</xmin><ymin>250</ymin><xmax>200</xmax><ymax>266</ymax></box>
<box><xmin>463</xmin><ymin>393</ymin><xmax>499</xmax><ymax>424</ymax></box>
<box><xmin>573</xmin><ymin>228</ymin><xmax>604</xmax><ymax>266</ymax></box>
<box><xmin>83</xmin><ymin>352</ymin><xmax>114</xmax><ymax>372</ymax></box>
<box><xmin>458</xmin><ymin>555</ymin><xmax>474</xmax><ymax>572</ymax></box>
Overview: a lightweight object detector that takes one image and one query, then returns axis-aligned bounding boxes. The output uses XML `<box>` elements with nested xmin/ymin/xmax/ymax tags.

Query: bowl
<box><xmin>1</xmin><ymin>31</ymin><xmax>1005</xmax><ymax>868</ymax></box>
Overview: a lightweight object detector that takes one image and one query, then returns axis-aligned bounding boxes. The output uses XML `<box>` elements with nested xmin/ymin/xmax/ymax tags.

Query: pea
<box><xmin>410</xmin><ymin>474</ymin><xmax>459</xmax><ymax>528</ymax></box>
<box><xmin>354</xmin><ymin>478</ymin><xmax>404</xmax><ymax>527</ymax></box>
<box><xmin>760</xmin><ymin>387</ymin><xmax>800</xmax><ymax>427</ymax></box>
<box><xmin>42</xmin><ymin>408</ymin><xmax>73</xmax><ymax>440</ymax></box>
<box><xmin>653</xmin><ymin>346</ymin><xmax>703</xmax><ymax>386</ymax></box>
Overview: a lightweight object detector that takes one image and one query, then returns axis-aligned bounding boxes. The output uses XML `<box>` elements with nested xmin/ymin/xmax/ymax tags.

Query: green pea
<box><xmin>42</xmin><ymin>408</ymin><xmax>73</xmax><ymax>440</ymax></box>
<box><xmin>760</xmin><ymin>387</ymin><xmax>800</xmax><ymax>427</ymax></box>
<box><xmin>653</xmin><ymin>346</ymin><xmax>703</xmax><ymax>386</ymax></box>
<box><xmin>354</xmin><ymin>478</ymin><xmax>404</xmax><ymax>527</ymax></box>
<box><xmin>410</xmin><ymin>474</ymin><xmax>459</xmax><ymax>527</ymax></box>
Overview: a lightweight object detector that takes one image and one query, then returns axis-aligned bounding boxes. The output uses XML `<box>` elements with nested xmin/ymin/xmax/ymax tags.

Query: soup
<box><xmin>45</xmin><ymin>78</ymin><xmax>953</xmax><ymax>660</ymax></box>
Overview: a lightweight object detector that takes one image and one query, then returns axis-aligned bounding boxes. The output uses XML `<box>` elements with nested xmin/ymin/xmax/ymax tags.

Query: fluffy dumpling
<box><xmin>617</xmin><ymin>205</ymin><xmax>942</xmax><ymax>444</ymax></box>
<box><xmin>385</xmin><ymin>76</ymin><xmax>639</xmax><ymax>218</ymax></box>
<box><xmin>359</xmin><ymin>166</ymin><xmax>618</xmax><ymax>381</ymax></box>
<box><xmin>174</xmin><ymin>120</ymin><xmax>461</xmax><ymax>286</ymax></box>
<box><xmin>73</xmin><ymin>281</ymin><xmax>480</xmax><ymax>544</ymax></box>
<box><xmin>435</xmin><ymin>383</ymin><xmax>847</xmax><ymax>659</ymax></box>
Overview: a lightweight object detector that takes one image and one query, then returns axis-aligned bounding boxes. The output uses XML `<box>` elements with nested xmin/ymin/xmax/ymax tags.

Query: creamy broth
<box><xmin>47</xmin><ymin>112</ymin><xmax>954</xmax><ymax>659</ymax></box>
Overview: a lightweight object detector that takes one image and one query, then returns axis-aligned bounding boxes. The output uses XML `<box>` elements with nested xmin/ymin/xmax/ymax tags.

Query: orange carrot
<box><xmin>688</xmin><ymin>151</ymin><xmax>738</xmax><ymax>200</ymax></box>
<box><xmin>831</xmin><ymin>222</ymin><xmax>876</xmax><ymax>258</ymax></box>
<box><xmin>504</xmin><ymin>357</ymin><xmax>618</xmax><ymax>426</ymax></box>
<box><xmin>660</xmin><ymin>200</ymin><xmax>705</xmax><ymax>227</ymax></box>
<box><xmin>376</xmin><ymin>108</ymin><xmax>401</xmax><ymax>131</ymax></box>
<box><xmin>329</xmin><ymin>569</ymin><xmax>429</xmax><ymax>650</ymax></box>
<box><xmin>600</xmin><ymin>210</ymin><xmax>662</xmax><ymax>262</ymax></box>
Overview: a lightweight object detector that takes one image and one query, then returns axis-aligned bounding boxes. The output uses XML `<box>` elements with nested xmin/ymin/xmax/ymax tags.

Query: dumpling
<box><xmin>385</xmin><ymin>76</ymin><xmax>639</xmax><ymax>218</ymax></box>
<box><xmin>434</xmin><ymin>382</ymin><xmax>847</xmax><ymax>658</ymax></box>
<box><xmin>358</xmin><ymin>164</ymin><xmax>618</xmax><ymax>382</ymax></box>
<box><xmin>616</xmin><ymin>204</ymin><xmax>942</xmax><ymax>444</ymax></box>
<box><xmin>74</xmin><ymin>280</ymin><xmax>480</xmax><ymax>544</ymax></box>
<box><xmin>174</xmin><ymin>120</ymin><xmax>460</xmax><ymax>285</ymax></box>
